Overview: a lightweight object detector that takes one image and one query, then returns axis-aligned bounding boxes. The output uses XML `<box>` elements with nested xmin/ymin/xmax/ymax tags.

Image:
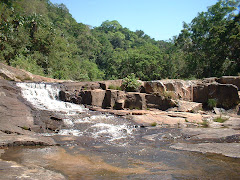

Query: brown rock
<box><xmin>0</xmin><ymin>159</ymin><xmax>65</xmax><ymax>180</ymax></box>
<box><xmin>115</xmin><ymin>99</ymin><xmax>125</xmax><ymax>110</ymax></box>
<box><xmin>0</xmin><ymin>134</ymin><xmax>56</xmax><ymax>147</ymax></box>
<box><xmin>99</xmin><ymin>79</ymin><xmax>123</xmax><ymax>90</ymax></box>
<box><xmin>193</xmin><ymin>83</ymin><xmax>240</xmax><ymax>109</ymax></box>
<box><xmin>124</xmin><ymin>92</ymin><xmax>146</xmax><ymax>110</ymax></box>
<box><xmin>81</xmin><ymin>89</ymin><xmax>106</xmax><ymax>107</ymax></box>
<box><xmin>102</xmin><ymin>90</ymin><xmax>125</xmax><ymax>109</ymax></box>
<box><xmin>144</xmin><ymin>80</ymin><xmax>194</xmax><ymax>101</ymax></box>
<box><xmin>62</xmin><ymin>81</ymin><xmax>100</xmax><ymax>91</ymax></box>
<box><xmin>167</xmin><ymin>112</ymin><xmax>203</xmax><ymax>123</ymax></box>
<box><xmin>202</xmin><ymin>77</ymin><xmax>217</xmax><ymax>83</ymax></box>
<box><xmin>176</xmin><ymin>100</ymin><xmax>202</xmax><ymax>112</ymax></box>
<box><xmin>59</xmin><ymin>90</ymin><xmax>82</xmax><ymax>104</ymax></box>
<box><xmin>0</xmin><ymin>80</ymin><xmax>35</xmax><ymax>135</ymax></box>
<box><xmin>146</xmin><ymin>94</ymin><xmax>176</xmax><ymax>110</ymax></box>
<box><xmin>144</xmin><ymin>81</ymin><xmax>165</xmax><ymax>94</ymax></box>
<box><xmin>237</xmin><ymin>104</ymin><xmax>240</xmax><ymax>115</ymax></box>
<box><xmin>0</xmin><ymin>62</ymin><xmax>62</xmax><ymax>82</ymax></box>
<box><xmin>192</xmin><ymin>84</ymin><xmax>208</xmax><ymax>103</ymax></box>
<box><xmin>131</xmin><ymin>114</ymin><xmax>186</xmax><ymax>126</ymax></box>
<box><xmin>217</xmin><ymin>76</ymin><xmax>240</xmax><ymax>90</ymax></box>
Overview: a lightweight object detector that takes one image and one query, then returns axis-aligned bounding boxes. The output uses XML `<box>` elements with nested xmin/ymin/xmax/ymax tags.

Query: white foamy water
<box><xmin>16</xmin><ymin>82</ymin><xmax>85</xmax><ymax>113</ymax></box>
<box><xmin>91</xmin><ymin>123</ymin><xmax>133</xmax><ymax>141</ymax></box>
<box><xmin>17</xmin><ymin>82</ymin><xmax>135</xmax><ymax>143</ymax></box>
<box><xmin>74</xmin><ymin>114</ymin><xmax>115</xmax><ymax>124</ymax></box>
<box><xmin>58</xmin><ymin>129</ymin><xmax>83</xmax><ymax>136</ymax></box>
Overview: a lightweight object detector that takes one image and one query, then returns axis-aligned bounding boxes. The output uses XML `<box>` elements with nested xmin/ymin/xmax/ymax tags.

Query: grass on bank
<box><xmin>213</xmin><ymin>116</ymin><xmax>228</xmax><ymax>123</ymax></box>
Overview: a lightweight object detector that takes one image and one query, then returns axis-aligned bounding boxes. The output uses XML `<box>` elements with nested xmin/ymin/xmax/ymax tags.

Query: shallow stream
<box><xmin>1</xmin><ymin>83</ymin><xmax>240</xmax><ymax>179</ymax></box>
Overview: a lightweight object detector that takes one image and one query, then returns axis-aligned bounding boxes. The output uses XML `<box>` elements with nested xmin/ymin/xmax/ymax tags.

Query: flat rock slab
<box><xmin>176</xmin><ymin>100</ymin><xmax>202</xmax><ymax>112</ymax></box>
<box><xmin>131</xmin><ymin>114</ymin><xmax>186</xmax><ymax>125</ymax></box>
<box><xmin>0</xmin><ymin>159</ymin><xmax>66</xmax><ymax>180</ymax></box>
<box><xmin>130</xmin><ymin>111</ymin><xmax>203</xmax><ymax>126</ymax></box>
<box><xmin>0</xmin><ymin>134</ymin><xmax>56</xmax><ymax>147</ymax></box>
<box><xmin>181</xmin><ymin>128</ymin><xmax>240</xmax><ymax>140</ymax></box>
<box><xmin>223</xmin><ymin>117</ymin><xmax>240</xmax><ymax>129</ymax></box>
<box><xmin>170</xmin><ymin>143</ymin><xmax>240</xmax><ymax>158</ymax></box>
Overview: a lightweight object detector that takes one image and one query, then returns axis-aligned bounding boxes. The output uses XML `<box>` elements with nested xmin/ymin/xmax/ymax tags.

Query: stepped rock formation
<box><xmin>60</xmin><ymin>77</ymin><xmax>240</xmax><ymax>111</ymax></box>
<box><xmin>1</xmin><ymin>62</ymin><xmax>238</xmax><ymax>111</ymax></box>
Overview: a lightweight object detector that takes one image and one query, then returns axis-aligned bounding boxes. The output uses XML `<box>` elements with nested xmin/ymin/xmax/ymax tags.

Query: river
<box><xmin>1</xmin><ymin>82</ymin><xmax>240</xmax><ymax>179</ymax></box>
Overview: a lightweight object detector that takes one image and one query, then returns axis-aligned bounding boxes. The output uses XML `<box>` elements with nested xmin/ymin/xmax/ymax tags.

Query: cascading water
<box><xmin>16</xmin><ymin>82</ymin><xmax>85</xmax><ymax>113</ymax></box>
<box><xmin>16</xmin><ymin>82</ymin><xmax>135</xmax><ymax>144</ymax></box>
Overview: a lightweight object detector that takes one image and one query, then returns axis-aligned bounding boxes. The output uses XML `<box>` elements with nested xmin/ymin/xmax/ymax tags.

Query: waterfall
<box><xmin>16</xmin><ymin>82</ymin><xmax>85</xmax><ymax>113</ymax></box>
<box><xmin>16</xmin><ymin>82</ymin><xmax>135</xmax><ymax>144</ymax></box>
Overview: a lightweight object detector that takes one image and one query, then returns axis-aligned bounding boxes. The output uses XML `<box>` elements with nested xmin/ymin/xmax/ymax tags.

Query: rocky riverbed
<box><xmin>0</xmin><ymin>63</ymin><xmax>240</xmax><ymax>179</ymax></box>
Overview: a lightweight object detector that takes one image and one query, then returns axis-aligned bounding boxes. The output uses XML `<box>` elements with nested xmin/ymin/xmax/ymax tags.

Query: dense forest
<box><xmin>0</xmin><ymin>0</ymin><xmax>239</xmax><ymax>81</ymax></box>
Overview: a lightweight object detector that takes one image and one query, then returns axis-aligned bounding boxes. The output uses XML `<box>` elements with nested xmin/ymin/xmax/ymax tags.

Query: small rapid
<box><xmin>16</xmin><ymin>83</ymin><xmax>85</xmax><ymax>113</ymax></box>
<box><xmin>16</xmin><ymin>82</ymin><xmax>135</xmax><ymax>144</ymax></box>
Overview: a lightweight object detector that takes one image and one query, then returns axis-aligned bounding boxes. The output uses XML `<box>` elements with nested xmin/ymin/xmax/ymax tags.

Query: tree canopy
<box><xmin>0</xmin><ymin>0</ymin><xmax>239</xmax><ymax>81</ymax></box>
<box><xmin>175</xmin><ymin>0</ymin><xmax>240</xmax><ymax>78</ymax></box>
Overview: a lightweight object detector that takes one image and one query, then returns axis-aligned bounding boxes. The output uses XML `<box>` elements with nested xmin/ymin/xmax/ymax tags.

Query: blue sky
<box><xmin>50</xmin><ymin>0</ymin><xmax>219</xmax><ymax>40</ymax></box>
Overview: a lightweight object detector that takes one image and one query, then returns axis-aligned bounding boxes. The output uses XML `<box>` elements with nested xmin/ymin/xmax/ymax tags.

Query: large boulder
<box><xmin>59</xmin><ymin>90</ymin><xmax>81</xmax><ymax>104</ymax></box>
<box><xmin>217</xmin><ymin>76</ymin><xmax>240</xmax><ymax>90</ymax></box>
<box><xmin>144</xmin><ymin>80</ymin><xmax>194</xmax><ymax>101</ymax></box>
<box><xmin>193</xmin><ymin>83</ymin><xmax>240</xmax><ymax>109</ymax></box>
<box><xmin>81</xmin><ymin>89</ymin><xmax>106</xmax><ymax>107</ymax></box>
<box><xmin>124</xmin><ymin>92</ymin><xmax>146</xmax><ymax>110</ymax></box>
<box><xmin>99</xmin><ymin>79</ymin><xmax>123</xmax><ymax>90</ymax></box>
<box><xmin>175</xmin><ymin>100</ymin><xmax>202</xmax><ymax>112</ymax></box>
<box><xmin>146</xmin><ymin>94</ymin><xmax>176</xmax><ymax>110</ymax></box>
<box><xmin>102</xmin><ymin>90</ymin><xmax>125</xmax><ymax>109</ymax></box>
<box><xmin>61</xmin><ymin>81</ymin><xmax>100</xmax><ymax>91</ymax></box>
<box><xmin>144</xmin><ymin>81</ymin><xmax>165</xmax><ymax>94</ymax></box>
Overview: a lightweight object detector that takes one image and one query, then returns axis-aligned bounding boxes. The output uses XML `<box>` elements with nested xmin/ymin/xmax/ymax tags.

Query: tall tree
<box><xmin>175</xmin><ymin>0</ymin><xmax>240</xmax><ymax>78</ymax></box>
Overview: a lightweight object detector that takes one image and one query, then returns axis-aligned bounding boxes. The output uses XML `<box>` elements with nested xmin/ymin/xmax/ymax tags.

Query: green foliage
<box><xmin>199</xmin><ymin>120</ymin><xmax>209</xmax><ymax>128</ymax></box>
<box><xmin>207</xmin><ymin>99</ymin><xmax>217</xmax><ymax>109</ymax></box>
<box><xmin>150</xmin><ymin>122</ymin><xmax>157</xmax><ymax>127</ymax></box>
<box><xmin>11</xmin><ymin>54</ymin><xmax>44</xmax><ymax>76</ymax></box>
<box><xmin>175</xmin><ymin>0</ymin><xmax>240</xmax><ymax>78</ymax></box>
<box><xmin>21</xmin><ymin>126</ymin><xmax>30</xmax><ymax>131</ymax></box>
<box><xmin>122</xmin><ymin>73</ymin><xmax>141</xmax><ymax>92</ymax></box>
<box><xmin>213</xmin><ymin>116</ymin><xmax>228</xmax><ymax>123</ymax></box>
<box><xmin>108</xmin><ymin>85</ymin><xmax>121</xmax><ymax>90</ymax></box>
<box><xmin>1</xmin><ymin>0</ymin><xmax>239</xmax><ymax>82</ymax></box>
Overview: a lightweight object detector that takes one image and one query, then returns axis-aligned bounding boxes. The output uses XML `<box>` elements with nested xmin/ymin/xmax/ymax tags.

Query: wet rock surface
<box><xmin>0</xmin><ymin>158</ymin><xmax>66</xmax><ymax>180</ymax></box>
<box><xmin>0</xmin><ymin>134</ymin><xmax>56</xmax><ymax>147</ymax></box>
<box><xmin>171</xmin><ymin>143</ymin><xmax>240</xmax><ymax>158</ymax></box>
<box><xmin>0</xmin><ymin>80</ymin><xmax>35</xmax><ymax>135</ymax></box>
<box><xmin>0</xmin><ymin>80</ymin><xmax>64</xmax><ymax>152</ymax></box>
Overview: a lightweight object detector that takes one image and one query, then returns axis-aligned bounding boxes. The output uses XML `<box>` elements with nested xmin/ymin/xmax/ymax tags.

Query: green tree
<box><xmin>176</xmin><ymin>0</ymin><xmax>240</xmax><ymax>78</ymax></box>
